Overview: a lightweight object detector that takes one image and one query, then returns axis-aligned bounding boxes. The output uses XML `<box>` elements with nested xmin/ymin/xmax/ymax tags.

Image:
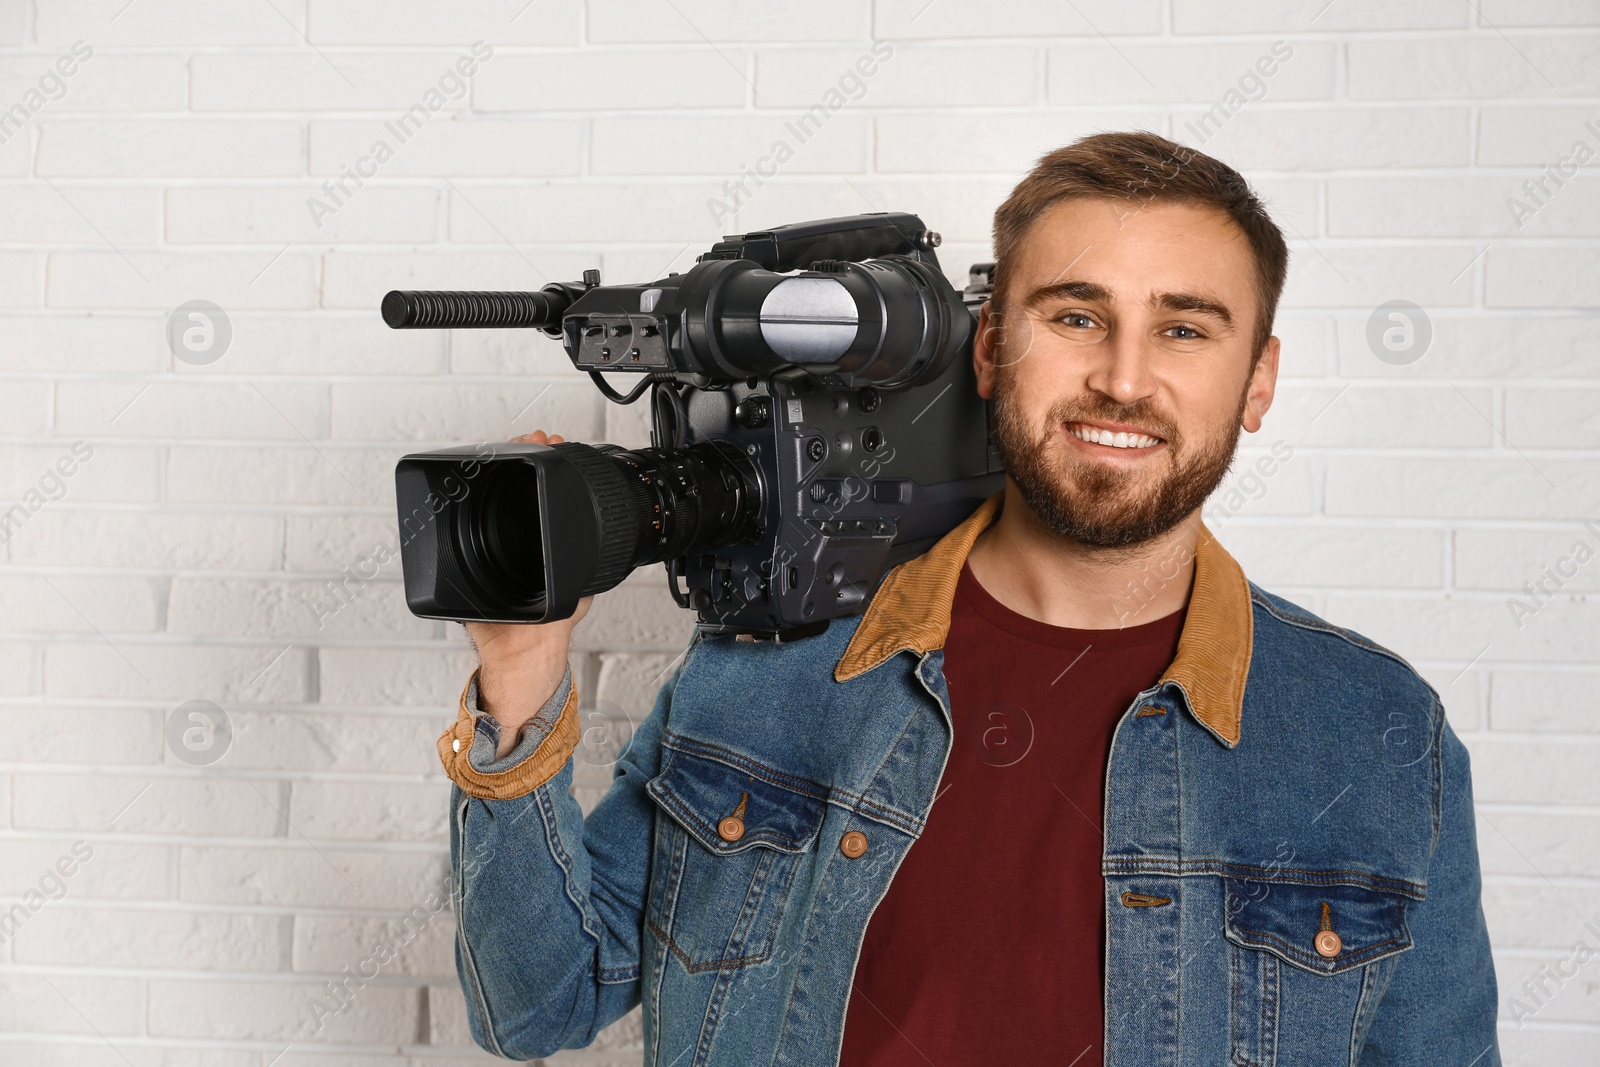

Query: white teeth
<box><xmin>1069</xmin><ymin>424</ymin><xmax>1160</xmax><ymax>449</ymax></box>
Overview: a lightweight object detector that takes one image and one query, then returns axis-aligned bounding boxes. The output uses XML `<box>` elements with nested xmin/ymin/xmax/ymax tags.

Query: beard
<box><xmin>990</xmin><ymin>360</ymin><xmax>1248</xmax><ymax>550</ymax></box>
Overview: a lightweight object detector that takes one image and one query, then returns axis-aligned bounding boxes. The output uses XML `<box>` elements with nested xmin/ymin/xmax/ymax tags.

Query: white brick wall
<box><xmin>0</xmin><ymin>1</ymin><xmax>1596</xmax><ymax>1063</ymax></box>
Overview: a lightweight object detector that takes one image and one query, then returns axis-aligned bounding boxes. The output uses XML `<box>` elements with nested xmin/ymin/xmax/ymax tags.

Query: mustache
<box><xmin>1045</xmin><ymin>395</ymin><xmax>1181</xmax><ymax>445</ymax></box>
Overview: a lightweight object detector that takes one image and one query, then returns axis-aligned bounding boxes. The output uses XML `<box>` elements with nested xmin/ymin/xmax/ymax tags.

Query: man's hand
<box><xmin>463</xmin><ymin>429</ymin><xmax>594</xmax><ymax>759</ymax></box>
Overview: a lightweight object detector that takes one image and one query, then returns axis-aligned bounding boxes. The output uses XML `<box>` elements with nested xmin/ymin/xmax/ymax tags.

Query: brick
<box><xmin>1478</xmin><ymin>104</ymin><xmax>1600</xmax><ymax>165</ymax></box>
<box><xmin>1336</xmin><ymin>314</ymin><xmax>1600</xmax><ymax>378</ymax></box>
<box><xmin>0</xmin><ymin>642</ymin><xmax>39</xmax><ymax>696</ymax></box>
<box><xmin>1348</xmin><ymin>37</ymin><xmax>1600</xmax><ymax>99</ymax></box>
<box><xmin>38</xmin><ymin>120</ymin><xmax>303</xmax><ymax>177</ymax></box>
<box><xmin>1490</xmin><ymin>670</ymin><xmax>1600</xmax><ymax>732</ymax></box>
<box><xmin>0</xmin><ymin>54</ymin><xmax>188</xmax><ymax>111</ymax></box>
<box><xmin>311</xmin><ymin>116</ymin><xmax>580</xmax><ymax>177</ymax></box>
<box><xmin>1329</xmin><ymin>176</ymin><xmax>1600</xmax><ymax>237</ymax></box>
<box><xmin>178</xmin><ymin>844</ymin><xmax>448</xmax><ymax>909</ymax></box>
<box><xmin>450</xmin><ymin>324</ymin><xmax>587</xmax><ymax>377</ymax></box>
<box><xmin>1487</xmin><ymin>247</ymin><xmax>1600</xmax><ymax>308</ymax></box>
<box><xmin>329</xmin><ymin>379</ymin><xmax>603</xmax><ymax>442</ymax></box>
<box><xmin>0</xmin><ymin>315</ymin><xmax>166</xmax><ymax>374</ymax></box>
<box><xmin>14</xmin><ymin>773</ymin><xmax>284</xmax><ymax>837</ymax></box>
<box><xmin>1480</xmin><ymin>0</ymin><xmax>1600</xmax><ymax>24</ymax></box>
<box><xmin>0</xmin><ymin>1045</ymin><xmax>259</xmax><ymax>1067</ymax></box>
<box><xmin>1200</xmin><ymin>442</ymin><xmax>1316</xmax><ymax>523</ymax></box>
<box><xmin>1217</xmin><ymin>524</ymin><xmax>1446</xmax><ymax>590</ymax></box>
<box><xmin>592</xmin><ymin>0</ymin><xmax>866</xmax><ymax>41</ymax></box>
<box><xmin>149</xmin><ymin>976</ymin><xmax>422</xmax><ymax>1043</ymax></box>
<box><xmin>1322</xmin><ymin>594</ymin><xmax>1600</xmax><ymax>664</ymax></box>
<box><xmin>0</xmin><ymin>252</ymin><xmax>41</xmax><ymax>307</ymax></box>
<box><xmin>37</xmin><ymin>0</ymin><xmax>301</xmax><ymax>45</ymax></box>
<box><xmin>876</xmin><ymin>112</ymin><xmax>1166</xmax><ymax>174</ymax></box>
<box><xmin>1478</xmin><ymin>810</ymin><xmax>1600</xmax><ymax>879</ymax></box>
<box><xmin>166</xmin><ymin>185</ymin><xmax>439</xmax><ymax>245</ymax></box>
<box><xmin>1178</xmin><ymin>107</ymin><xmax>1472</xmax><ymax>170</ymax></box>
<box><xmin>1262</xmin><ymin>384</ymin><xmax>1493</xmax><ymax>448</ymax></box>
<box><xmin>209</xmin><ymin>709</ymin><xmax>442</xmax><ymax>776</ymax></box>
<box><xmin>287</xmin><ymin>780</ymin><xmax>449</xmax><ymax>842</ymax></box>
<box><xmin>286</xmin><ymin>513</ymin><xmax>407</xmax><ymax>575</ymax></box>
<box><xmin>1456</xmin><ymin>526</ymin><xmax>1600</xmax><ymax>592</ymax></box>
<box><xmin>726</xmin><ymin>179</ymin><xmax>1013</xmax><ymax>245</ymax></box>
<box><xmin>1333</xmin><ymin>457</ymin><xmax>1600</xmax><ymax>521</ymax></box>
<box><xmin>0</xmin><ymin>839</ymin><xmax>172</xmax><ymax>900</ymax></box>
<box><xmin>1419</xmin><ymin>665</ymin><xmax>1486</xmax><ymax>731</ymax></box>
<box><xmin>595</xmin><ymin>651</ymin><xmax>683</xmax><ymax>718</ymax></box>
<box><xmin>169</xmin><ymin>576</ymin><xmax>434</xmax><ymax>641</ymax></box>
<box><xmin>167</xmin><ymin>445</ymin><xmax>397</xmax><ymax>507</ymax></box>
<box><xmin>319</xmin><ymin>647</ymin><xmax>478</xmax><ymax>707</ymax></box>
<box><xmin>0</xmin><ymin>574</ymin><xmax>162</xmax><ymax>634</ymax></box>
<box><xmin>43</xmin><ymin>642</ymin><xmax>314</xmax><ymax>704</ymax></box>
<box><xmin>56</xmin><ymin>381</ymin><xmax>328</xmax><ymax>441</ymax></box>
<box><xmin>9</xmin><ymin>510</ymin><xmax>283</xmax><ymax>570</ymax></box>
<box><xmin>1173</xmin><ymin>0</ymin><xmax>1467</xmax><ymax>32</ymax></box>
<box><xmin>447</xmin><ymin>181</ymin><xmax>730</xmax><ymax>245</ymax></box>
<box><xmin>593</xmin><ymin>114</ymin><xmax>867</xmax><ymax>176</ymax></box>
<box><xmin>47</xmin><ymin>251</ymin><xmax>320</xmax><ymax>310</ymax></box>
<box><xmin>1482</xmin><ymin>882</ymin><xmax>1598</xmax><ymax>950</ymax></box>
<box><xmin>321</xmin><ymin>248</ymin><xmax>598</xmax><ymax>311</ymax></box>
<box><xmin>11</xmin><ymin>906</ymin><xmax>285</xmax><ymax>970</ymax></box>
<box><xmin>1279</xmin><ymin>246</ymin><xmax>1478</xmax><ymax>309</ymax></box>
<box><xmin>307</xmin><ymin>0</ymin><xmax>582</xmax><ymax>44</ymax></box>
<box><xmin>0</xmin><ymin>706</ymin><xmax>161</xmax><ymax>764</ymax></box>
<box><xmin>0</xmin><ymin>186</ymin><xmax>158</xmax><ymax>245</ymax></box>
<box><xmin>294</xmin><ymin>908</ymin><xmax>453</xmax><ymax>977</ymax></box>
<box><xmin>1465</xmin><ymin>737</ymin><xmax>1600</xmax><ymax>805</ymax></box>
<box><xmin>477</xmin><ymin>49</ymin><xmax>750</xmax><ymax>112</ymax></box>
<box><xmin>0</xmin><ymin>379</ymin><xmax>49</xmax><ymax>436</ymax></box>
<box><xmin>1506</xmin><ymin>388</ymin><xmax>1600</xmax><ymax>448</ymax></box>
<box><xmin>878</xmin><ymin>0</ymin><xmax>1160</xmax><ymax>36</ymax></box>
<box><xmin>173</xmin><ymin>314</ymin><xmax>446</xmax><ymax>377</ymax></box>
<box><xmin>758</xmin><ymin>46</ymin><xmax>1034</xmax><ymax>109</ymax></box>
<box><xmin>0</xmin><ymin>974</ymin><xmax>143</xmax><ymax>1036</ymax></box>
<box><xmin>572</xmin><ymin>581</ymin><xmax>699</xmax><ymax>653</ymax></box>
<box><xmin>1492</xmin><ymin>951</ymin><xmax>1600</xmax><ymax>1029</ymax></box>
<box><xmin>193</xmin><ymin>52</ymin><xmax>495</xmax><ymax>111</ymax></box>
<box><xmin>1047</xmin><ymin>42</ymin><xmax>1337</xmax><ymax>106</ymax></box>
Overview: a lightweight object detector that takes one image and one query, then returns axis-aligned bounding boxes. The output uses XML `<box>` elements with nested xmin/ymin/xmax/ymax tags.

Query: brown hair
<box><xmin>990</xmin><ymin>131</ymin><xmax>1289</xmax><ymax>359</ymax></box>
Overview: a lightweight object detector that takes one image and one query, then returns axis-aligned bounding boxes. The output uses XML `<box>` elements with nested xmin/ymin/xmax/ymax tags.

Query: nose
<box><xmin>1083</xmin><ymin>326</ymin><xmax>1159</xmax><ymax>407</ymax></box>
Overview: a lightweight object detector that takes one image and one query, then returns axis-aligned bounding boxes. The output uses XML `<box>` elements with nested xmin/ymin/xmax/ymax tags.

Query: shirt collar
<box><xmin>832</xmin><ymin>490</ymin><xmax>1254</xmax><ymax>748</ymax></box>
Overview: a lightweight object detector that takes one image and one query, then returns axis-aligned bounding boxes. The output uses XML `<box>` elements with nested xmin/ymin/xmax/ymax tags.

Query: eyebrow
<box><xmin>1023</xmin><ymin>280</ymin><xmax>1236</xmax><ymax>331</ymax></box>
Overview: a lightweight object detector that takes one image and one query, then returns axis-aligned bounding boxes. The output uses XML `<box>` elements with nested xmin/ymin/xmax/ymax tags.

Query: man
<box><xmin>436</xmin><ymin>132</ymin><xmax>1500</xmax><ymax>1066</ymax></box>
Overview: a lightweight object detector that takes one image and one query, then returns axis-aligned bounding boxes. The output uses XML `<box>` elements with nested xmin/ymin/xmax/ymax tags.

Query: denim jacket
<box><xmin>437</xmin><ymin>493</ymin><xmax>1501</xmax><ymax>1066</ymax></box>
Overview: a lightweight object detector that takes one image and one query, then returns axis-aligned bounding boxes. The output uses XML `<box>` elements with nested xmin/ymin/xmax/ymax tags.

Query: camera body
<box><xmin>387</xmin><ymin>212</ymin><xmax>1003</xmax><ymax>641</ymax></box>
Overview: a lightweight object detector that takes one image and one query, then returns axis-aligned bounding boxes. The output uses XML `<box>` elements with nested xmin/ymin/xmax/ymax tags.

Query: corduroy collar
<box><xmin>833</xmin><ymin>491</ymin><xmax>1254</xmax><ymax>748</ymax></box>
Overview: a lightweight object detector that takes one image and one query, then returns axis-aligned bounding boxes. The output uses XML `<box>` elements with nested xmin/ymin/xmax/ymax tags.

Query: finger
<box><xmin>548</xmin><ymin>434</ymin><xmax>565</xmax><ymax>444</ymax></box>
<box><xmin>511</xmin><ymin>430</ymin><xmax>550</xmax><ymax>444</ymax></box>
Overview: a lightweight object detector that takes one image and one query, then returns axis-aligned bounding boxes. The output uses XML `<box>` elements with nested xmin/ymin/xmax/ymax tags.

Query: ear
<box><xmin>973</xmin><ymin>300</ymin><xmax>1000</xmax><ymax>400</ymax></box>
<box><xmin>1241</xmin><ymin>334</ymin><xmax>1280</xmax><ymax>433</ymax></box>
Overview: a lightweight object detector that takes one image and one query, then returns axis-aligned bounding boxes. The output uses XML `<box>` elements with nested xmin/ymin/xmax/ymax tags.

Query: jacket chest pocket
<box><xmin>645</xmin><ymin>745</ymin><xmax>826</xmax><ymax>973</ymax></box>
<box><xmin>1223</xmin><ymin>877</ymin><xmax>1415</xmax><ymax>1067</ymax></box>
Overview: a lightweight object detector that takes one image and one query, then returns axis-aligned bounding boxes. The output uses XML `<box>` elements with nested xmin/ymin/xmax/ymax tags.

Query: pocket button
<box><xmin>840</xmin><ymin>830</ymin><xmax>868</xmax><ymax>858</ymax></box>
<box><xmin>1315</xmin><ymin>929</ymin><xmax>1343</xmax><ymax>957</ymax></box>
<box><xmin>717</xmin><ymin>816</ymin><xmax>745</xmax><ymax>842</ymax></box>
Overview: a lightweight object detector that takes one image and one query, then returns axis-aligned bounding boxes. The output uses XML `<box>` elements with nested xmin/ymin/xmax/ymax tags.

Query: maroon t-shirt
<box><xmin>839</xmin><ymin>561</ymin><xmax>1186</xmax><ymax>1066</ymax></box>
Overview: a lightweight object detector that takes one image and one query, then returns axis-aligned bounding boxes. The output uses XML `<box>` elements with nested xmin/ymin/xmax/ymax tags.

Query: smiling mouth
<box><xmin>1065</xmin><ymin>421</ymin><xmax>1165</xmax><ymax>450</ymax></box>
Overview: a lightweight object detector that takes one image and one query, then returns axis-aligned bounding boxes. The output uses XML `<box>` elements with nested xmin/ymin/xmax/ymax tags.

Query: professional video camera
<box><xmin>383</xmin><ymin>212</ymin><xmax>1003</xmax><ymax>641</ymax></box>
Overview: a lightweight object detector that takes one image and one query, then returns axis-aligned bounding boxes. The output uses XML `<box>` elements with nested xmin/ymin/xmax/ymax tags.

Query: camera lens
<box><xmin>459</xmin><ymin>463</ymin><xmax>545</xmax><ymax>608</ymax></box>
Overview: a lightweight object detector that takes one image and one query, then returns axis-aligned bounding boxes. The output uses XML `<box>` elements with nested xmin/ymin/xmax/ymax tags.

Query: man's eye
<box><xmin>1060</xmin><ymin>313</ymin><xmax>1097</xmax><ymax>329</ymax></box>
<box><xmin>1167</xmin><ymin>324</ymin><xmax>1204</xmax><ymax>340</ymax></box>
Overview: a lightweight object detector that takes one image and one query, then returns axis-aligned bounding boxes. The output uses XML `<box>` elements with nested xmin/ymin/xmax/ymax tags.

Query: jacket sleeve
<box><xmin>440</xmin><ymin>643</ymin><xmax>690</xmax><ymax>1060</ymax></box>
<box><xmin>1358</xmin><ymin>708</ymin><xmax>1501</xmax><ymax>1065</ymax></box>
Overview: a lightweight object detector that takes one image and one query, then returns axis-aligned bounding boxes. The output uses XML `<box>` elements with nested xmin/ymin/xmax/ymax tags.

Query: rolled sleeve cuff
<box><xmin>437</xmin><ymin>664</ymin><xmax>580</xmax><ymax>800</ymax></box>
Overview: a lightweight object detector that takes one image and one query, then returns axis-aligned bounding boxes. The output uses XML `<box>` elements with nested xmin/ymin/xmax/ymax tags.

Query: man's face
<box><xmin>974</xmin><ymin>197</ymin><xmax>1280</xmax><ymax>549</ymax></box>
